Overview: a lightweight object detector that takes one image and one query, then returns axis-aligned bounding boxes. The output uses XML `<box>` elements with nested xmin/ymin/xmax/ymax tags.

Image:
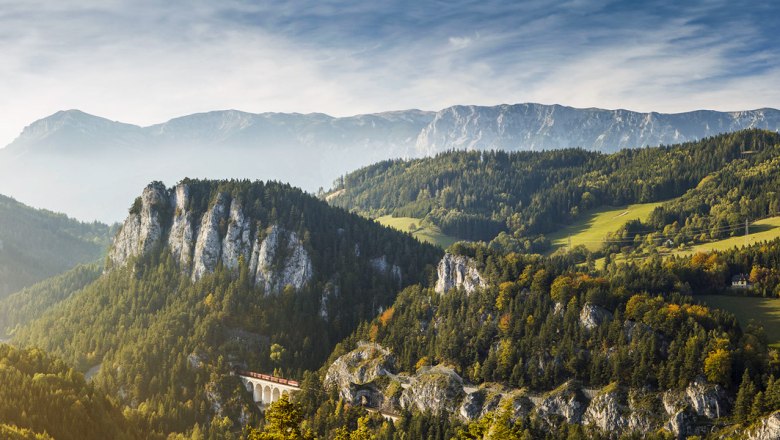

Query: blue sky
<box><xmin>0</xmin><ymin>0</ymin><xmax>778</xmax><ymax>144</ymax></box>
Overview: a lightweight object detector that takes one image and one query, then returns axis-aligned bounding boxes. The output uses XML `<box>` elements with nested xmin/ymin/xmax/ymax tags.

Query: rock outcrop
<box><xmin>663</xmin><ymin>408</ymin><xmax>700</xmax><ymax>439</ymax></box>
<box><xmin>748</xmin><ymin>411</ymin><xmax>780</xmax><ymax>440</ymax></box>
<box><xmin>370</xmin><ymin>255</ymin><xmax>402</xmax><ymax>282</ymax></box>
<box><xmin>684</xmin><ymin>377</ymin><xmax>728</xmax><ymax>419</ymax></box>
<box><xmin>400</xmin><ymin>365</ymin><xmax>466</xmax><ymax>415</ymax></box>
<box><xmin>168</xmin><ymin>183</ymin><xmax>195</xmax><ymax>270</ymax></box>
<box><xmin>250</xmin><ymin>226</ymin><xmax>312</xmax><ymax>294</ymax></box>
<box><xmin>535</xmin><ymin>381</ymin><xmax>588</xmax><ymax>425</ymax></box>
<box><xmin>324</xmin><ymin>343</ymin><xmax>396</xmax><ymax>405</ymax></box>
<box><xmin>583</xmin><ymin>388</ymin><xmax>629</xmax><ymax>432</ymax></box>
<box><xmin>109</xmin><ymin>182</ymin><xmax>167</xmax><ymax>267</ymax></box>
<box><xmin>109</xmin><ymin>182</ymin><xmax>313</xmax><ymax>292</ymax></box>
<box><xmin>663</xmin><ymin>376</ymin><xmax>728</xmax><ymax>419</ymax></box>
<box><xmin>221</xmin><ymin>198</ymin><xmax>252</xmax><ymax>271</ymax></box>
<box><xmin>579</xmin><ymin>303</ymin><xmax>613</xmax><ymax>330</ymax></box>
<box><xmin>435</xmin><ymin>253</ymin><xmax>486</xmax><ymax>295</ymax></box>
<box><xmin>192</xmin><ymin>193</ymin><xmax>230</xmax><ymax>280</ymax></box>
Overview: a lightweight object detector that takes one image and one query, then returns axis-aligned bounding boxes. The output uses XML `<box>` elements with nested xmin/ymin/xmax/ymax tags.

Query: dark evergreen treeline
<box><xmin>329</xmin><ymin>130</ymin><xmax>780</xmax><ymax>249</ymax></box>
<box><xmin>0</xmin><ymin>344</ymin><xmax>140</xmax><ymax>440</ymax></box>
<box><xmin>0</xmin><ymin>193</ymin><xmax>110</xmax><ymax>298</ymax></box>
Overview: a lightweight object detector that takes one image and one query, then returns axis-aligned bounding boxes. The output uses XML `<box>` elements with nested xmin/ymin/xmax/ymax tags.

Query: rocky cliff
<box><xmin>434</xmin><ymin>253</ymin><xmax>486</xmax><ymax>295</ymax></box>
<box><xmin>109</xmin><ymin>182</ymin><xmax>312</xmax><ymax>294</ymax></box>
<box><xmin>325</xmin><ymin>343</ymin><xmax>737</xmax><ymax>437</ymax></box>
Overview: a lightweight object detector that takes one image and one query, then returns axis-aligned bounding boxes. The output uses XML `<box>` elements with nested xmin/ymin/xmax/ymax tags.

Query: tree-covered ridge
<box><xmin>611</xmin><ymin>144</ymin><xmax>780</xmax><ymax>254</ymax></box>
<box><xmin>0</xmin><ymin>344</ymin><xmax>140</xmax><ymax>440</ymax></box>
<box><xmin>8</xmin><ymin>179</ymin><xmax>442</xmax><ymax>437</ymax></box>
<box><xmin>304</xmin><ymin>241</ymin><xmax>780</xmax><ymax>438</ymax></box>
<box><xmin>0</xmin><ymin>193</ymin><xmax>110</xmax><ymax>297</ymax></box>
<box><xmin>328</xmin><ymin>130</ymin><xmax>780</xmax><ymax>248</ymax></box>
<box><xmin>0</xmin><ymin>263</ymin><xmax>101</xmax><ymax>337</ymax></box>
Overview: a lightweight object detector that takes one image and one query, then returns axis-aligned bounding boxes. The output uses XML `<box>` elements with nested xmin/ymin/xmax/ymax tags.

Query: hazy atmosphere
<box><xmin>1</xmin><ymin>0</ymin><xmax>779</xmax><ymax>145</ymax></box>
<box><xmin>2</xmin><ymin>2</ymin><xmax>780</xmax><ymax>439</ymax></box>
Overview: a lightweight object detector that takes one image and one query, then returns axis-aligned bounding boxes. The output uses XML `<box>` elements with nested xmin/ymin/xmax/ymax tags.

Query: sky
<box><xmin>1</xmin><ymin>0</ymin><xmax>779</xmax><ymax>146</ymax></box>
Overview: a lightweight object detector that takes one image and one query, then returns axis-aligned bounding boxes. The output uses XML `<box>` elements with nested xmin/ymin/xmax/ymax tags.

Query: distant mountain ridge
<box><xmin>416</xmin><ymin>104</ymin><xmax>780</xmax><ymax>153</ymax></box>
<box><xmin>1</xmin><ymin>104</ymin><xmax>778</xmax><ymax>222</ymax></box>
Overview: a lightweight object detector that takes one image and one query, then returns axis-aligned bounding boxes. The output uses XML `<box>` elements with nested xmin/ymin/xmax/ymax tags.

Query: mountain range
<box><xmin>1</xmin><ymin>104</ymin><xmax>779</xmax><ymax>222</ymax></box>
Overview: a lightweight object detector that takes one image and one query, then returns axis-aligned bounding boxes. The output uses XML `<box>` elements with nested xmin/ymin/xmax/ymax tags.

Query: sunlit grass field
<box><xmin>547</xmin><ymin>201</ymin><xmax>665</xmax><ymax>253</ymax></box>
<box><xmin>671</xmin><ymin>216</ymin><xmax>780</xmax><ymax>257</ymax></box>
<box><xmin>698</xmin><ymin>294</ymin><xmax>780</xmax><ymax>348</ymax></box>
<box><xmin>375</xmin><ymin>216</ymin><xmax>460</xmax><ymax>249</ymax></box>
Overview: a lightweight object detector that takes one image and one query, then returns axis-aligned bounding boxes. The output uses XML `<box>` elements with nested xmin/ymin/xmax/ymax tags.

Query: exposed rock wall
<box><xmin>108</xmin><ymin>182</ymin><xmax>313</xmax><ymax>292</ymax></box>
<box><xmin>168</xmin><ymin>183</ymin><xmax>195</xmax><ymax>270</ymax></box>
<box><xmin>324</xmin><ymin>343</ymin><xmax>738</xmax><ymax>438</ymax></box>
<box><xmin>748</xmin><ymin>411</ymin><xmax>780</xmax><ymax>440</ymax></box>
<box><xmin>250</xmin><ymin>225</ymin><xmax>312</xmax><ymax>294</ymax></box>
<box><xmin>108</xmin><ymin>182</ymin><xmax>167</xmax><ymax>267</ymax></box>
<box><xmin>435</xmin><ymin>253</ymin><xmax>486</xmax><ymax>294</ymax></box>
<box><xmin>192</xmin><ymin>193</ymin><xmax>230</xmax><ymax>281</ymax></box>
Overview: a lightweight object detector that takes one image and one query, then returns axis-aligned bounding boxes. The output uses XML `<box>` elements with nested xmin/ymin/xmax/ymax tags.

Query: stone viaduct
<box><xmin>235</xmin><ymin>369</ymin><xmax>300</xmax><ymax>406</ymax></box>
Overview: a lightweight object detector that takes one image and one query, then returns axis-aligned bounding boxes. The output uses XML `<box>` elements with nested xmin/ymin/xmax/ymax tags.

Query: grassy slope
<box><xmin>547</xmin><ymin>201</ymin><xmax>665</xmax><ymax>253</ymax></box>
<box><xmin>698</xmin><ymin>294</ymin><xmax>780</xmax><ymax>348</ymax></box>
<box><xmin>672</xmin><ymin>216</ymin><xmax>780</xmax><ymax>257</ymax></box>
<box><xmin>376</xmin><ymin>216</ymin><xmax>460</xmax><ymax>249</ymax></box>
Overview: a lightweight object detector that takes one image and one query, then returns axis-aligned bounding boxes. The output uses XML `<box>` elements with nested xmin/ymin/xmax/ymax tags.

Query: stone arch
<box><xmin>272</xmin><ymin>387</ymin><xmax>281</xmax><ymax>402</ymax></box>
<box><xmin>246</xmin><ymin>380</ymin><xmax>253</xmax><ymax>393</ymax></box>
<box><xmin>253</xmin><ymin>383</ymin><xmax>262</xmax><ymax>402</ymax></box>
<box><xmin>264</xmin><ymin>385</ymin><xmax>272</xmax><ymax>404</ymax></box>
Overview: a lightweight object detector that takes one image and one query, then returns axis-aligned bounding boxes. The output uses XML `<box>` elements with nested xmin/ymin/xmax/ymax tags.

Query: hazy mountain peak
<box><xmin>7</xmin><ymin>109</ymin><xmax>143</xmax><ymax>153</ymax></box>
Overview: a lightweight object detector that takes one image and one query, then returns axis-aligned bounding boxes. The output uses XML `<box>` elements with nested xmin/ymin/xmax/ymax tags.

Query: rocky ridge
<box><xmin>434</xmin><ymin>253</ymin><xmax>487</xmax><ymax>295</ymax></box>
<box><xmin>325</xmin><ymin>343</ymin><xmax>735</xmax><ymax>438</ymax></box>
<box><xmin>109</xmin><ymin>182</ymin><xmax>312</xmax><ymax>294</ymax></box>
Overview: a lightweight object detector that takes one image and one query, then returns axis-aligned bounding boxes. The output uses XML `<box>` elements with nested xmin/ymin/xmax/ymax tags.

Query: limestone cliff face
<box><xmin>748</xmin><ymin>411</ymin><xmax>780</xmax><ymax>440</ymax></box>
<box><xmin>109</xmin><ymin>182</ymin><xmax>313</xmax><ymax>293</ymax></box>
<box><xmin>434</xmin><ymin>253</ymin><xmax>486</xmax><ymax>294</ymax></box>
<box><xmin>250</xmin><ymin>225</ymin><xmax>312</xmax><ymax>294</ymax></box>
<box><xmin>221</xmin><ymin>198</ymin><xmax>251</xmax><ymax>272</ymax></box>
<box><xmin>168</xmin><ymin>184</ymin><xmax>195</xmax><ymax>270</ymax></box>
<box><xmin>323</xmin><ymin>342</ymin><xmax>742</xmax><ymax>437</ymax></box>
<box><xmin>109</xmin><ymin>182</ymin><xmax>167</xmax><ymax>267</ymax></box>
<box><xmin>324</xmin><ymin>342</ymin><xmax>396</xmax><ymax>405</ymax></box>
<box><xmin>400</xmin><ymin>365</ymin><xmax>466</xmax><ymax>415</ymax></box>
<box><xmin>192</xmin><ymin>193</ymin><xmax>230</xmax><ymax>281</ymax></box>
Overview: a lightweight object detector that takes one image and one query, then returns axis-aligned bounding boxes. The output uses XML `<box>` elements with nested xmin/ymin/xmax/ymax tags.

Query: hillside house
<box><xmin>731</xmin><ymin>273</ymin><xmax>752</xmax><ymax>289</ymax></box>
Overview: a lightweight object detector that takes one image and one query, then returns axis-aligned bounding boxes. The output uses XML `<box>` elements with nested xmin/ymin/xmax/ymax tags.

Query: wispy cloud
<box><xmin>0</xmin><ymin>0</ymin><xmax>778</xmax><ymax>144</ymax></box>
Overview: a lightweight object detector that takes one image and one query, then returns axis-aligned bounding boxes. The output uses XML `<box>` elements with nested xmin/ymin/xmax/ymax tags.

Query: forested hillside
<box><xmin>285</xmin><ymin>241</ymin><xmax>780</xmax><ymax>439</ymax></box>
<box><xmin>0</xmin><ymin>193</ymin><xmax>109</xmax><ymax>297</ymax></box>
<box><xmin>7</xmin><ymin>179</ymin><xmax>441</xmax><ymax>437</ymax></box>
<box><xmin>0</xmin><ymin>263</ymin><xmax>101</xmax><ymax>337</ymax></box>
<box><xmin>0</xmin><ymin>344</ymin><xmax>141</xmax><ymax>440</ymax></box>
<box><xmin>328</xmin><ymin>130</ymin><xmax>780</xmax><ymax>254</ymax></box>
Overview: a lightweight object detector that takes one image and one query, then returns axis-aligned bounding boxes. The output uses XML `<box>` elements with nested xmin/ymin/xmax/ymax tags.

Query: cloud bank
<box><xmin>0</xmin><ymin>0</ymin><xmax>778</xmax><ymax>144</ymax></box>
